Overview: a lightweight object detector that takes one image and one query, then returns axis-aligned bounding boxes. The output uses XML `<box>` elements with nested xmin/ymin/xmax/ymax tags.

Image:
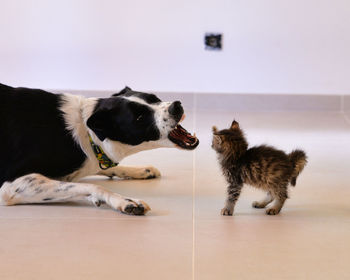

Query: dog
<box><xmin>0</xmin><ymin>84</ymin><xmax>199</xmax><ymax>215</ymax></box>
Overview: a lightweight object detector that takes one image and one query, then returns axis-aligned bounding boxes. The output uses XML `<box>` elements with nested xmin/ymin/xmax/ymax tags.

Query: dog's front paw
<box><xmin>140</xmin><ymin>166</ymin><xmax>161</xmax><ymax>179</ymax></box>
<box><xmin>117</xmin><ymin>166</ymin><xmax>161</xmax><ymax>180</ymax></box>
<box><xmin>221</xmin><ymin>207</ymin><xmax>233</xmax><ymax>216</ymax></box>
<box><xmin>120</xmin><ymin>199</ymin><xmax>151</xmax><ymax>215</ymax></box>
<box><xmin>266</xmin><ymin>208</ymin><xmax>280</xmax><ymax>215</ymax></box>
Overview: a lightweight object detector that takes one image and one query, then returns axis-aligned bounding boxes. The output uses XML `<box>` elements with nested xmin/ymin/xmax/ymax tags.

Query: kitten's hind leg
<box><xmin>266</xmin><ymin>186</ymin><xmax>288</xmax><ymax>215</ymax></box>
<box><xmin>252</xmin><ymin>191</ymin><xmax>273</xmax><ymax>209</ymax></box>
<box><xmin>221</xmin><ymin>184</ymin><xmax>243</xmax><ymax>216</ymax></box>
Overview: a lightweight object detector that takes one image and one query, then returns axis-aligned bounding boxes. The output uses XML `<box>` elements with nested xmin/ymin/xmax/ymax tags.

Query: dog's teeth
<box><xmin>193</xmin><ymin>133</ymin><xmax>196</xmax><ymax>138</ymax></box>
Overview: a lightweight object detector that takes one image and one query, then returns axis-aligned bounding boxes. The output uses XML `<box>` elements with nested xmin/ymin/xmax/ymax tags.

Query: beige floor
<box><xmin>0</xmin><ymin>101</ymin><xmax>350</xmax><ymax>280</ymax></box>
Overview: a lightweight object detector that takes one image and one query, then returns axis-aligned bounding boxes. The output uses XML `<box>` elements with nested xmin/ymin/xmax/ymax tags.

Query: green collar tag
<box><xmin>88</xmin><ymin>135</ymin><xmax>118</xmax><ymax>170</ymax></box>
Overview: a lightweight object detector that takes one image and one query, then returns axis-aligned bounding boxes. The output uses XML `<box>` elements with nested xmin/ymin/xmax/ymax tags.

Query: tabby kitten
<box><xmin>212</xmin><ymin>120</ymin><xmax>307</xmax><ymax>215</ymax></box>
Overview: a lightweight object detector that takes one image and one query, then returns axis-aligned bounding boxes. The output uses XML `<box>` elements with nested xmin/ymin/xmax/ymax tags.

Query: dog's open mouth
<box><xmin>168</xmin><ymin>124</ymin><xmax>199</xmax><ymax>150</ymax></box>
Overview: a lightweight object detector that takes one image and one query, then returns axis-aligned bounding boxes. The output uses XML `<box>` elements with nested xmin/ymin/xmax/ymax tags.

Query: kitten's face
<box><xmin>211</xmin><ymin>121</ymin><xmax>246</xmax><ymax>154</ymax></box>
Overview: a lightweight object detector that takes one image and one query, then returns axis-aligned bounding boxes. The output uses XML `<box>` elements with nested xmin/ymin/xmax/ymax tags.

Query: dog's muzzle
<box><xmin>167</xmin><ymin>101</ymin><xmax>199</xmax><ymax>150</ymax></box>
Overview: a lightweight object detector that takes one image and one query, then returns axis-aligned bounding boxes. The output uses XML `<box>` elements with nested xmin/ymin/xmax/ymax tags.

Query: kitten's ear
<box><xmin>213</xmin><ymin>134</ymin><xmax>222</xmax><ymax>145</ymax></box>
<box><xmin>212</xmin><ymin>126</ymin><xmax>218</xmax><ymax>134</ymax></box>
<box><xmin>231</xmin><ymin>120</ymin><xmax>239</xmax><ymax>129</ymax></box>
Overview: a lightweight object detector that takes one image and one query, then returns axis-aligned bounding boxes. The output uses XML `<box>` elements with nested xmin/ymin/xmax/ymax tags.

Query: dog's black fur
<box><xmin>88</xmin><ymin>95</ymin><xmax>160</xmax><ymax>143</ymax></box>
<box><xmin>0</xmin><ymin>83</ymin><xmax>86</xmax><ymax>185</ymax></box>
<box><xmin>0</xmin><ymin>83</ymin><xmax>197</xmax><ymax>215</ymax></box>
<box><xmin>0</xmin><ymin>84</ymin><xmax>174</xmax><ymax>187</ymax></box>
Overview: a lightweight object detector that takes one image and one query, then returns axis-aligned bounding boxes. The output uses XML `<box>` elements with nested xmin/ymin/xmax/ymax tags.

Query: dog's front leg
<box><xmin>98</xmin><ymin>165</ymin><xmax>161</xmax><ymax>180</ymax></box>
<box><xmin>0</xmin><ymin>173</ymin><xmax>150</xmax><ymax>215</ymax></box>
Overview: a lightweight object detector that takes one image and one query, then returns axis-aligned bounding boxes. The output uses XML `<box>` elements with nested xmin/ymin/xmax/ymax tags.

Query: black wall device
<box><xmin>204</xmin><ymin>33</ymin><xmax>222</xmax><ymax>50</ymax></box>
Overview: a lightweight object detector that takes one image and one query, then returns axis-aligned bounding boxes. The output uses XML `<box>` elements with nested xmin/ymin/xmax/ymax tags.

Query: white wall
<box><xmin>1</xmin><ymin>0</ymin><xmax>350</xmax><ymax>95</ymax></box>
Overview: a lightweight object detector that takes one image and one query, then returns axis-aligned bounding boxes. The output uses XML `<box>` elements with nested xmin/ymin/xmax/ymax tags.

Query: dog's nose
<box><xmin>168</xmin><ymin>101</ymin><xmax>184</xmax><ymax>122</ymax></box>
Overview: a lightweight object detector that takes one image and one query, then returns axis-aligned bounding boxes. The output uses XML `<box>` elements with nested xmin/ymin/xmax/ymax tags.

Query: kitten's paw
<box><xmin>266</xmin><ymin>208</ymin><xmax>280</xmax><ymax>215</ymax></box>
<box><xmin>221</xmin><ymin>208</ymin><xmax>233</xmax><ymax>216</ymax></box>
<box><xmin>252</xmin><ymin>201</ymin><xmax>266</xmax><ymax>208</ymax></box>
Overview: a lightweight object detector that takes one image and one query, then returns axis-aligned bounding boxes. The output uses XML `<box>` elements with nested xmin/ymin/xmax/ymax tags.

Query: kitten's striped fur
<box><xmin>212</xmin><ymin>120</ymin><xmax>307</xmax><ymax>216</ymax></box>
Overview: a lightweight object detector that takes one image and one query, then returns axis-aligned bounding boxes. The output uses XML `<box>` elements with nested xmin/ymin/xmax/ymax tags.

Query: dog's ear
<box><xmin>230</xmin><ymin>120</ymin><xmax>239</xmax><ymax>130</ymax></box>
<box><xmin>87</xmin><ymin>109</ymin><xmax>112</xmax><ymax>141</ymax></box>
<box><xmin>112</xmin><ymin>86</ymin><xmax>132</xmax><ymax>97</ymax></box>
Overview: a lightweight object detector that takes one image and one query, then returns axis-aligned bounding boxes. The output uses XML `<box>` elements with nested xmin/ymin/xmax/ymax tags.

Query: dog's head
<box><xmin>87</xmin><ymin>87</ymin><xmax>199</xmax><ymax>160</ymax></box>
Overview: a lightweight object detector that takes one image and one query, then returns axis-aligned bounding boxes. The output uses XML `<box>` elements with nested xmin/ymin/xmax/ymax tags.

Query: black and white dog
<box><xmin>0</xmin><ymin>84</ymin><xmax>199</xmax><ymax>215</ymax></box>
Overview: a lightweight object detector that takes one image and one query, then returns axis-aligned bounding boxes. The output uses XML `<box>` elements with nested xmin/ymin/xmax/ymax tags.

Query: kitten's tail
<box><xmin>288</xmin><ymin>150</ymin><xmax>307</xmax><ymax>186</ymax></box>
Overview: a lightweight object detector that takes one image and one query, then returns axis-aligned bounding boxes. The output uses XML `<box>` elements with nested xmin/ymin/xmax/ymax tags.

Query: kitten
<box><xmin>212</xmin><ymin>120</ymin><xmax>307</xmax><ymax>215</ymax></box>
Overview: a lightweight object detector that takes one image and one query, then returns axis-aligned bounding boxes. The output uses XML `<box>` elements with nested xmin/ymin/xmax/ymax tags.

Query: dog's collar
<box><xmin>88</xmin><ymin>135</ymin><xmax>118</xmax><ymax>170</ymax></box>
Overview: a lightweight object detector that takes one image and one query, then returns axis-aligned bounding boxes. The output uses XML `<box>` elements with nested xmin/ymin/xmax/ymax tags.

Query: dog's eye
<box><xmin>136</xmin><ymin>115</ymin><xmax>143</xmax><ymax>121</ymax></box>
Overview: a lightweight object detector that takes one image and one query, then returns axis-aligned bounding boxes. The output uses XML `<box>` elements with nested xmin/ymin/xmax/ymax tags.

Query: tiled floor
<box><xmin>1</xmin><ymin>95</ymin><xmax>350</xmax><ymax>280</ymax></box>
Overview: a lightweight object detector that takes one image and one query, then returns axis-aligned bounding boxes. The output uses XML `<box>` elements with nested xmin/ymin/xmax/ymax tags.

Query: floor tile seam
<box><xmin>192</xmin><ymin>93</ymin><xmax>197</xmax><ymax>280</ymax></box>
